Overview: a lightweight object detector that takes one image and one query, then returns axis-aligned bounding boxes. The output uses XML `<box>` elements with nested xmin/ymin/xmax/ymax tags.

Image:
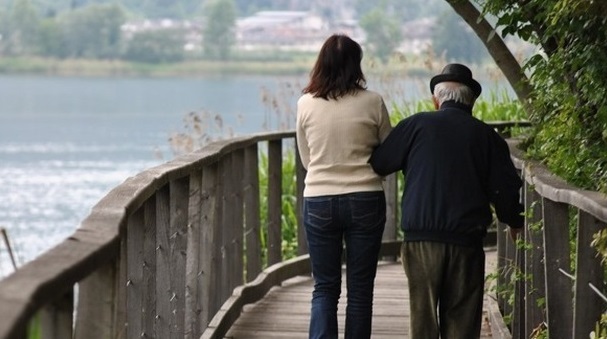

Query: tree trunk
<box><xmin>445</xmin><ymin>0</ymin><xmax>533</xmax><ymax>109</ymax></box>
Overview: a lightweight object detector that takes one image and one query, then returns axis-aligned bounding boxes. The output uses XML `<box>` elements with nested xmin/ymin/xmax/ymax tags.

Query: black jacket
<box><xmin>369</xmin><ymin>101</ymin><xmax>524</xmax><ymax>247</ymax></box>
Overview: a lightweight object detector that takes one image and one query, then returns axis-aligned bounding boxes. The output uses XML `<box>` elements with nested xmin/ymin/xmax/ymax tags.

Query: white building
<box><xmin>235</xmin><ymin>11</ymin><xmax>362</xmax><ymax>52</ymax></box>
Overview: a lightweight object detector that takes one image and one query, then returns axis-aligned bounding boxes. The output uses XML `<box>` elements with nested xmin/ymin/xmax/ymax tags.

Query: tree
<box><xmin>37</xmin><ymin>18</ymin><xmax>66</xmax><ymax>58</ymax></box>
<box><xmin>431</xmin><ymin>10</ymin><xmax>488</xmax><ymax>64</ymax></box>
<box><xmin>202</xmin><ymin>0</ymin><xmax>237</xmax><ymax>60</ymax></box>
<box><xmin>60</xmin><ymin>3</ymin><xmax>127</xmax><ymax>59</ymax></box>
<box><xmin>354</xmin><ymin>0</ymin><xmax>447</xmax><ymax>22</ymax></box>
<box><xmin>2</xmin><ymin>0</ymin><xmax>41</xmax><ymax>56</ymax></box>
<box><xmin>445</xmin><ymin>0</ymin><xmax>607</xmax><ymax>193</ymax></box>
<box><xmin>359</xmin><ymin>7</ymin><xmax>402</xmax><ymax>63</ymax></box>
<box><xmin>124</xmin><ymin>29</ymin><xmax>186</xmax><ymax>63</ymax></box>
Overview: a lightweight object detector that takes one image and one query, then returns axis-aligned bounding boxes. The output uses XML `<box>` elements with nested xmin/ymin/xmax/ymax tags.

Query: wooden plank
<box><xmin>512</xmin><ymin>223</ymin><xmax>526</xmax><ymax>339</ymax></box>
<box><xmin>496</xmin><ymin>221</ymin><xmax>507</xmax><ymax>310</ymax></box>
<box><xmin>143</xmin><ymin>197</ymin><xmax>158</xmax><ymax>337</ymax></box>
<box><xmin>202</xmin><ymin>255</ymin><xmax>311</xmax><ymax>339</ymax></box>
<box><xmin>245</xmin><ymin>144</ymin><xmax>262</xmax><ymax>282</ymax></box>
<box><xmin>572</xmin><ymin>211</ymin><xmax>605</xmax><ymax>338</ymax></box>
<box><xmin>511</xmin><ymin>173</ymin><xmax>530</xmax><ymax>339</ymax></box>
<box><xmin>231</xmin><ymin>150</ymin><xmax>245</xmax><ymax>288</ymax></box>
<box><xmin>126</xmin><ymin>208</ymin><xmax>145</xmax><ymax>339</ymax></box>
<box><xmin>156</xmin><ymin>186</ymin><xmax>172</xmax><ymax>339</ymax></box>
<box><xmin>267</xmin><ymin>139</ymin><xmax>283</xmax><ymax>266</ymax></box>
<box><xmin>520</xmin><ymin>160</ymin><xmax>607</xmax><ymax>223</ymax></box>
<box><xmin>503</xmin><ymin>216</ymin><xmax>517</xmax><ymax>319</ymax></box>
<box><xmin>223</xmin><ymin>256</ymin><xmax>499</xmax><ymax>339</ymax></box>
<box><xmin>221</xmin><ymin>154</ymin><xmax>235</xmax><ymax>304</ymax></box>
<box><xmin>114</xmin><ymin>228</ymin><xmax>128</xmax><ymax>339</ymax></box>
<box><xmin>524</xmin><ymin>189</ymin><xmax>545</xmax><ymax>336</ymax></box>
<box><xmin>200</xmin><ymin>163</ymin><xmax>221</xmax><ymax>325</ymax></box>
<box><xmin>39</xmin><ymin>289</ymin><xmax>73</xmax><ymax>339</ymax></box>
<box><xmin>169</xmin><ymin>178</ymin><xmax>189</xmax><ymax>338</ymax></box>
<box><xmin>185</xmin><ymin>170</ymin><xmax>202</xmax><ymax>339</ymax></box>
<box><xmin>74</xmin><ymin>262</ymin><xmax>117</xmax><ymax>339</ymax></box>
<box><xmin>382</xmin><ymin>174</ymin><xmax>399</xmax><ymax>261</ymax></box>
<box><xmin>541</xmin><ymin>198</ymin><xmax>573</xmax><ymax>338</ymax></box>
<box><xmin>383</xmin><ymin>173</ymin><xmax>399</xmax><ymax>242</ymax></box>
<box><xmin>295</xmin><ymin>143</ymin><xmax>307</xmax><ymax>256</ymax></box>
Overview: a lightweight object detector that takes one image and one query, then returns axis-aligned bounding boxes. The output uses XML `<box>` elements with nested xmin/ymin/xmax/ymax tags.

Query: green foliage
<box><xmin>37</xmin><ymin>18</ymin><xmax>65</xmax><ymax>57</ymax></box>
<box><xmin>359</xmin><ymin>7</ymin><xmax>402</xmax><ymax>64</ymax></box>
<box><xmin>27</xmin><ymin>313</ymin><xmax>40</xmax><ymax>339</ymax></box>
<box><xmin>479</xmin><ymin>0</ymin><xmax>607</xmax><ymax>194</ymax></box>
<box><xmin>202</xmin><ymin>0</ymin><xmax>237</xmax><ymax>60</ymax></box>
<box><xmin>258</xmin><ymin>150</ymin><xmax>299</xmax><ymax>261</ymax></box>
<box><xmin>592</xmin><ymin>229</ymin><xmax>607</xmax><ymax>266</ymax></box>
<box><xmin>1</xmin><ymin>0</ymin><xmax>41</xmax><ymax>56</ymax></box>
<box><xmin>431</xmin><ymin>10</ymin><xmax>489</xmax><ymax>64</ymax></box>
<box><xmin>58</xmin><ymin>4</ymin><xmax>127</xmax><ymax>59</ymax></box>
<box><xmin>590</xmin><ymin>313</ymin><xmax>607</xmax><ymax>339</ymax></box>
<box><xmin>0</xmin><ymin>2</ymin><xmax>128</xmax><ymax>60</ymax></box>
<box><xmin>123</xmin><ymin>29</ymin><xmax>186</xmax><ymax>63</ymax></box>
<box><xmin>354</xmin><ymin>0</ymin><xmax>447</xmax><ymax>21</ymax></box>
<box><xmin>389</xmin><ymin>88</ymin><xmax>527</xmax><ymax>127</ymax></box>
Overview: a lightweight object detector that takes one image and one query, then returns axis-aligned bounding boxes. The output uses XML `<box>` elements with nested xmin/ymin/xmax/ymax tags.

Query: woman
<box><xmin>296</xmin><ymin>34</ymin><xmax>392</xmax><ymax>339</ymax></box>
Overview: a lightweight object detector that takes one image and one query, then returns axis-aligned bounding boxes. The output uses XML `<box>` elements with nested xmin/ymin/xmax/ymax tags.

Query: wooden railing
<box><xmin>1</xmin><ymin>121</ymin><xmax>568</xmax><ymax>339</ymax></box>
<box><xmin>0</xmin><ymin>130</ymin><xmax>400</xmax><ymax>339</ymax></box>
<box><xmin>493</xmin><ymin>140</ymin><xmax>607</xmax><ymax>339</ymax></box>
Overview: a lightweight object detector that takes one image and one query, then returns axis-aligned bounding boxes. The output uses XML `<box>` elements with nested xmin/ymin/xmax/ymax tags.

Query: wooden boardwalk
<box><xmin>225</xmin><ymin>250</ymin><xmax>499</xmax><ymax>338</ymax></box>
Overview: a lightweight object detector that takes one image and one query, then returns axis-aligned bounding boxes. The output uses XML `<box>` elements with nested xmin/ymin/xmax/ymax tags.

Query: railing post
<box><xmin>573</xmin><ymin>211</ymin><xmax>606</xmax><ymax>338</ymax></box>
<box><xmin>511</xmin><ymin>171</ymin><xmax>531</xmax><ymax>339</ymax></box>
<box><xmin>524</xmin><ymin>189</ymin><xmax>545</xmax><ymax>336</ymax></box>
<box><xmin>74</xmin><ymin>260</ymin><xmax>123</xmax><ymax>339</ymax></box>
<box><xmin>295</xmin><ymin>143</ymin><xmax>307</xmax><ymax>256</ymax></box>
<box><xmin>382</xmin><ymin>173</ymin><xmax>399</xmax><ymax>261</ymax></box>
<box><xmin>39</xmin><ymin>288</ymin><xmax>73</xmax><ymax>339</ymax></box>
<box><xmin>220</xmin><ymin>154</ymin><xmax>234</xmax><ymax>304</ymax></box>
<box><xmin>156</xmin><ymin>178</ymin><xmax>189</xmax><ymax>338</ymax></box>
<box><xmin>541</xmin><ymin>198</ymin><xmax>573</xmax><ymax>337</ymax></box>
<box><xmin>201</xmin><ymin>163</ymin><xmax>221</xmax><ymax>327</ymax></box>
<box><xmin>125</xmin><ymin>196</ymin><xmax>158</xmax><ymax>338</ymax></box>
<box><xmin>126</xmin><ymin>208</ymin><xmax>144</xmax><ymax>339</ymax></box>
<box><xmin>495</xmin><ymin>221</ymin><xmax>509</xmax><ymax>314</ymax></box>
<box><xmin>267</xmin><ymin>139</ymin><xmax>283</xmax><ymax>266</ymax></box>
<box><xmin>244</xmin><ymin>144</ymin><xmax>262</xmax><ymax>281</ymax></box>
<box><xmin>383</xmin><ymin>173</ymin><xmax>399</xmax><ymax>241</ymax></box>
<box><xmin>185</xmin><ymin>169</ymin><xmax>203</xmax><ymax>339</ymax></box>
<box><xmin>231</xmin><ymin>150</ymin><xmax>245</xmax><ymax>287</ymax></box>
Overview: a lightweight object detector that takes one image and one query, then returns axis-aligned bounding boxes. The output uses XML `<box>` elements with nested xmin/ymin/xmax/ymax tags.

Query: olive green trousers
<box><xmin>401</xmin><ymin>241</ymin><xmax>485</xmax><ymax>339</ymax></box>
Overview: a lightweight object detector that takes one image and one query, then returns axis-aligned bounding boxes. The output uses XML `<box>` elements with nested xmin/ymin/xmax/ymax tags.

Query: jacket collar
<box><xmin>439</xmin><ymin>100</ymin><xmax>473</xmax><ymax>115</ymax></box>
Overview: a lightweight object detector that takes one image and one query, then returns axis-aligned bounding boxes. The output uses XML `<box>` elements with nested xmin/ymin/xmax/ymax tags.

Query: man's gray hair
<box><xmin>433</xmin><ymin>82</ymin><xmax>477</xmax><ymax>106</ymax></box>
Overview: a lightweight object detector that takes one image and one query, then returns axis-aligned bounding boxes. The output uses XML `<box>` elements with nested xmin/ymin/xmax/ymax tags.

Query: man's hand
<box><xmin>509</xmin><ymin>227</ymin><xmax>522</xmax><ymax>242</ymax></box>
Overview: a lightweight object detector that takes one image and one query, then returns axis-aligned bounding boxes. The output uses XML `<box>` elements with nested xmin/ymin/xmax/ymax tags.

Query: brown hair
<box><xmin>302</xmin><ymin>34</ymin><xmax>366</xmax><ymax>100</ymax></box>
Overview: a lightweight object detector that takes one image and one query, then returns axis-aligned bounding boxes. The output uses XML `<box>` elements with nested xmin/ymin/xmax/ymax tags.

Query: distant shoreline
<box><xmin>0</xmin><ymin>56</ymin><xmax>434</xmax><ymax>78</ymax></box>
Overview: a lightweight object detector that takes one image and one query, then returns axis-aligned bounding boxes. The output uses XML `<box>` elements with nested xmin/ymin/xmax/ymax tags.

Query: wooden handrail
<box><xmin>492</xmin><ymin>139</ymin><xmax>607</xmax><ymax>339</ymax></box>
<box><xmin>0</xmin><ymin>122</ymin><xmax>537</xmax><ymax>339</ymax></box>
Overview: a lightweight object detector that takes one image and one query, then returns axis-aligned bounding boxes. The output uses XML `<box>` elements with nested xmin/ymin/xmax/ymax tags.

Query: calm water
<box><xmin>0</xmin><ymin>73</ymin><xmax>505</xmax><ymax>276</ymax></box>
<box><xmin>0</xmin><ymin>74</ymin><xmax>310</xmax><ymax>276</ymax></box>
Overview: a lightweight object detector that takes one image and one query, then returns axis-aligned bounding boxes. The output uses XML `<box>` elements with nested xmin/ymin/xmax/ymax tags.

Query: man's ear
<box><xmin>432</xmin><ymin>96</ymin><xmax>439</xmax><ymax>110</ymax></box>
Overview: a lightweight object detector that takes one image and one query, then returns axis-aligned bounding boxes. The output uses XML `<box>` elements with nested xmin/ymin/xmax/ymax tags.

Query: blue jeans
<box><xmin>304</xmin><ymin>191</ymin><xmax>386</xmax><ymax>339</ymax></box>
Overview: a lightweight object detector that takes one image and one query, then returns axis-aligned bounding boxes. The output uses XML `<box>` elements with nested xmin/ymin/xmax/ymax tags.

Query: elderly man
<box><xmin>369</xmin><ymin>63</ymin><xmax>524</xmax><ymax>339</ymax></box>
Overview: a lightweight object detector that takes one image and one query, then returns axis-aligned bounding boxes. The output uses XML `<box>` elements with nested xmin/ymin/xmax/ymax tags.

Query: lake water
<box><xmin>0</xmin><ymin>73</ymin><xmax>507</xmax><ymax>277</ymax></box>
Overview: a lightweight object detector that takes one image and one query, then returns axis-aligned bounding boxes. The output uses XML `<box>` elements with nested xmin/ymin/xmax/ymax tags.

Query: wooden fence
<box><xmin>0</xmin><ymin>131</ymin><xmax>400</xmax><ymax>339</ymax></box>
<box><xmin>494</xmin><ymin>140</ymin><xmax>607</xmax><ymax>339</ymax></box>
<box><xmin>3</xmin><ymin>121</ymin><xmax>603</xmax><ymax>339</ymax></box>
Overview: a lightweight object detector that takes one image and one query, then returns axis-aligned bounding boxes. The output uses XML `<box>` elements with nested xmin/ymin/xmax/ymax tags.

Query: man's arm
<box><xmin>369</xmin><ymin>119</ymin><xmax>411</xmax><ymax>176</ymax></box>
<box><xmin>489</xmin><ymin>135</ymin><xmax>525</xmax><ymax>241</ymax></box>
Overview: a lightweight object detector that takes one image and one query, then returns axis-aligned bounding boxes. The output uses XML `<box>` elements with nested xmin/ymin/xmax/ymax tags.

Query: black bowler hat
<box><xmin>430</xmin><ymin>63</ymin><xmax>482</xmax><ymax>97</ymax></box>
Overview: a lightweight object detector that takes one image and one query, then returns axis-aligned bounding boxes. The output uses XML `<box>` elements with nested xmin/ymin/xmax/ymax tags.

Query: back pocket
<box><xmin>350</xmin><ymin>193</ymin><xmax>386</xmax><ymax>227</ymax></box>
<box><xmin>304</xmin><ymin>198</ymin><xmax>332</xmax><ymax>229</ymax></box>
